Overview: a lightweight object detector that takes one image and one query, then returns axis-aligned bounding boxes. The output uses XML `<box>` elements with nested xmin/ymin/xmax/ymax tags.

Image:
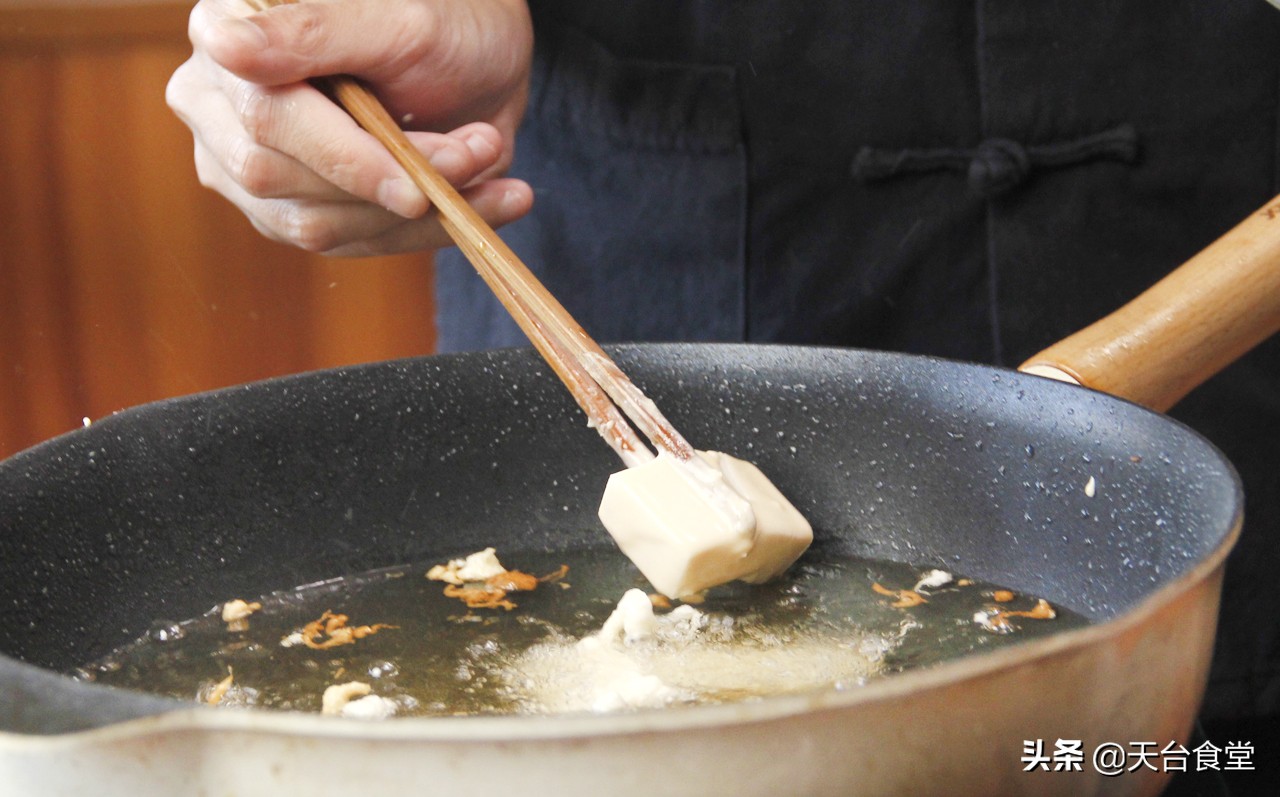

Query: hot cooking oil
<box><xmin>75</xmin><ymin>547</ymin><xmax>1088</xmax><ymax>717</ymax></box>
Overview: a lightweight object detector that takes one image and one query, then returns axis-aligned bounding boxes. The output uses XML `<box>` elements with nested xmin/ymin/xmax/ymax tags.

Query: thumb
<box><xmin>193</xmin><ymin>0</ymin><xmax>441</xmax><ymax>86</ymax></box>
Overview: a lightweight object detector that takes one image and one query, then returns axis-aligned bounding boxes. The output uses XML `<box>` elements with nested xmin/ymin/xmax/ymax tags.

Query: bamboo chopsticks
<box><xmin>244</xmin><ymin>0</ymin><xmax>694</xmax><ymax>468</ymax></box>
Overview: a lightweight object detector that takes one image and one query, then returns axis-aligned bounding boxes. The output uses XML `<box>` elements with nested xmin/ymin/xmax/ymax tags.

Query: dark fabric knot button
<box><xmin>967</xmin><ymin>138</ymin><xmax>1031</xmax><ymax>197</ymax></box>
<box><xmin>850</xmin><ymin>123</ymin><xmax>1140</xmax><ymax>198</ymax></box>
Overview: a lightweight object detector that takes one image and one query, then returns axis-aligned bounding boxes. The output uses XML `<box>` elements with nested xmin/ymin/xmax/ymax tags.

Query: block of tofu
<box><xmin>598</xmin><ymin>450</ymin><xmax>813</xmax><ymax>598</ymax></box>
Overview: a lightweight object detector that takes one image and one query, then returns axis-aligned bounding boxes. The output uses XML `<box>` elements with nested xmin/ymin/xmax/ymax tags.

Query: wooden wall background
<box><xmin>0</xmin><ymin>1</ymin><xmax>436</xmax><ymax>460</ymax></box>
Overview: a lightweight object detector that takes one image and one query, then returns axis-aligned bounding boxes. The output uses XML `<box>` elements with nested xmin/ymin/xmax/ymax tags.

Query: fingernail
<box><xmin>377</xmin><ymin>177</ymin><xmax>423</xmax><ymax>217</ymax></box>
<box><xmin>502</xmin><ymin>187</ymin><xmax>527</xmax><ymax>211</ymax></box>
<box><xmin>465</xmin><ymin>132</ymin><xmax>497</xmax><ymax>160</ymax></box>
<box><xmin>218</xmin><ymin>16</ymin><xmax>270</xmax><ymax>50</ymax></box>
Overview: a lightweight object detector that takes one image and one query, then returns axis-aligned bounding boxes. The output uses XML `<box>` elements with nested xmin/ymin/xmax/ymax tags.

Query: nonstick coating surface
<box><xmin>0</xmin><ymin>344</ymin><xmax>1241</xmax><ymax>733</ymax></box>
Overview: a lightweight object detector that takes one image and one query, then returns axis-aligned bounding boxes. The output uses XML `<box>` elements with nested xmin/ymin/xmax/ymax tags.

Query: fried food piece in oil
<box><xmin>974</xmin><ymin>598</ymin><xmax>1057</xmax><ymax>634</ymax></box>
<box><xmin>872</xmin><ymin>582</ymin><xmax>927</xmax><ymax>608</ymax></box>
<box><xmin>427</xmin><ymin>547</ymin><xmax>569</xmax><ymax>611</ymax></box>
<box><xmin>302</xmin><ymin>610</ymin><xmax>396</xmax><ymax>650</ymax></box>
<box><xmin>443</xmin><ymin>583</ymin><xmax>519</xmax><ymax>611</ymax></box>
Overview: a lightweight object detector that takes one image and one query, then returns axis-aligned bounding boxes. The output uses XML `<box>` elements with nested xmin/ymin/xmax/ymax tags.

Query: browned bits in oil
<box><xmin>486</xmin><ymin>570</ymin><xmax>539</xmax><ymax>592</ymax></box>
<box><xmin>207</xmin><ymin>668</ymin><xmax>234</xmax><ymax>705</ymax></box>
<box><xmin>1021</xmin><ymin>599</ymin><xmax>1056</xmax><ymax>620</ymax></box>
<box><xmin>443</xmin><ymin>584</ymin><xmax>518</xmax><ymax>611</ymax></box>
<box><xmin>301</xmin><ymin>610</ymin><xmax>396</xmax><ymax>649</ymax></box>
<box><xmin>992</xmin><ymin>590</ymin><xmax>1015</xmax><ymax>603</ymax></box>
<box><xmin>440</xmin><ymin>564</ymin><xmax>569</xmax><ymax>611</ymax></box>
<box><xmin>538</xmin><ymin>564</ymin><xmax>570</xmax><ymax>583</ymax></box>
<box><xmin>222</xmin><ymin>599</ymin><xmax>263</xmax><ymax>632</ymax></box>
<box><xmin>872</xmin><ymin>582</ymin><xmax>927</xmax><ymax>608</ymax></box>
<box><xmin>978</xmin><ymin>598</ymin><xmax>1057</xmax><ymax>633</ymax></box>
<box><xmin>648</xmin><ymin>593</ymin><xmax>673</xmax><ymax>610</ymax></box>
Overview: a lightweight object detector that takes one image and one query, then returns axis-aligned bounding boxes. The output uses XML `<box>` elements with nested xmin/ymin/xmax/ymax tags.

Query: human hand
<box><xmin>166</xmin><ymin>0</ymin><xmax>535</xmax><ymax>256</ymax></box>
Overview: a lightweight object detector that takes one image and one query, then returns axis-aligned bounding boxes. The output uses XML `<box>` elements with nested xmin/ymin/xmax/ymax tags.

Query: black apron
<box><xmin>437</xmin><ymin>0</ymin><xmax>1280</xmax><ymax>725</ymax></box>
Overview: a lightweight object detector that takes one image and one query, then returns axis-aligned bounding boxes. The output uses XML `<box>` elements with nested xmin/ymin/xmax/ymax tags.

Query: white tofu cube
<box><xmin>598</xmin><ymin>450</ymin><xmax>812</xmax><ymax>598</ymax></box>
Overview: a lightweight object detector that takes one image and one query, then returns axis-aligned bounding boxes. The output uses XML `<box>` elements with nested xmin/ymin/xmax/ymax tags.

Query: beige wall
<box><xmin>0</xmin><ymin>1</ymin><xmax>436</xmax><ymax>459</ymax></box>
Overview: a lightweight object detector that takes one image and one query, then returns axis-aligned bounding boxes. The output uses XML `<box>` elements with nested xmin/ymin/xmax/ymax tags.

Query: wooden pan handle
<box><xmin>1019</xmin><ymin>196</ymin><xmax>1280</xmax><ymax>412</ymax></box>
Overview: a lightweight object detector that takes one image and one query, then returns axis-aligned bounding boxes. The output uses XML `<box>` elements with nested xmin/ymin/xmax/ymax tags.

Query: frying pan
<box><xmin>0</xmin><ymin>196</ymin><xmax>1276</xmax><ymax>797</ymax></box>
